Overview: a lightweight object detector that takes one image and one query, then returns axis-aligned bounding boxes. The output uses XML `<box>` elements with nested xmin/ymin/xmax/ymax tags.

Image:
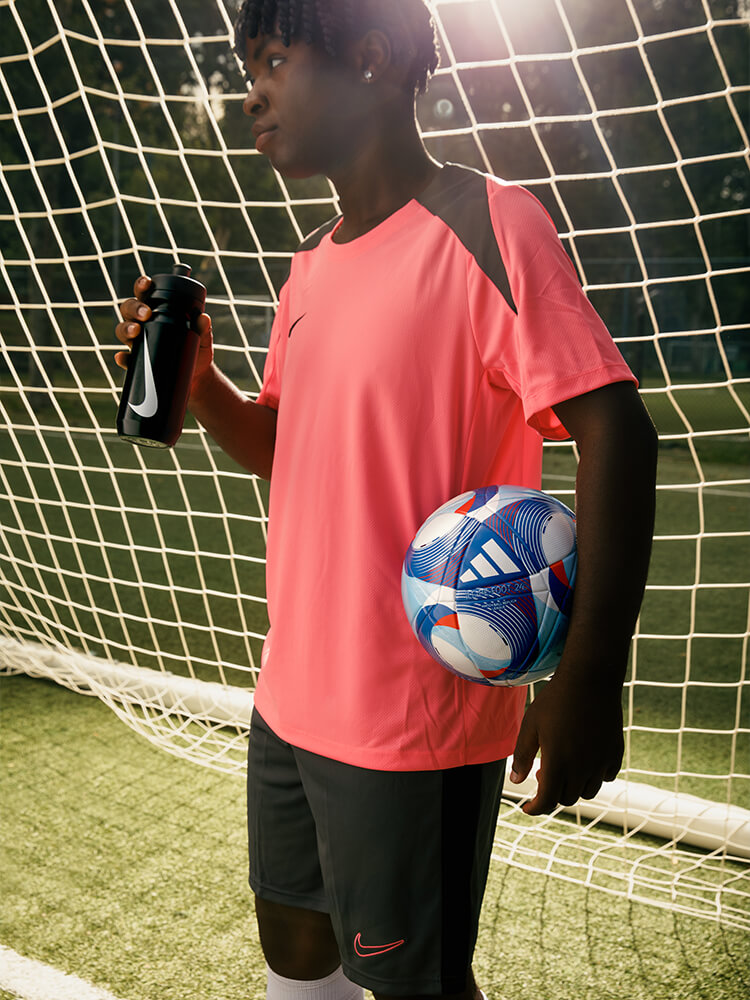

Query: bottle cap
<box><xmin>149</xmin><ymin>260</ymin><xmax>206</xmax><ymax>315</ymax></box>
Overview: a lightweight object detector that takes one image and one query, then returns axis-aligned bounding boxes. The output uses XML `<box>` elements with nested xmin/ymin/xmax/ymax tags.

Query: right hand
<box><xmin>114</xmin><ymin>275</ymin><xmax>214</xmax><ymax>387</ymax></box>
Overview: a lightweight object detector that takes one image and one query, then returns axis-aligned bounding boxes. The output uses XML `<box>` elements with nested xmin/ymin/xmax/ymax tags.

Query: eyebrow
<box><xmin>251</xmin><ymin>31</ymin><xmax>285</xmax><ymax>65</ymax></box>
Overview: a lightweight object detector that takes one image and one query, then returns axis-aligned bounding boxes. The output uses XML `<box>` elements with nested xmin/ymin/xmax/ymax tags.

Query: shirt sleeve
<box><xmin>468</xmin><ymin>181</ymin><xmax>636</xmax><ymax>440</ymax></box>
<box><xmin>256</xmin><ymin>280</ymin><xmax>291</xmax><ymax>411</ymax></box>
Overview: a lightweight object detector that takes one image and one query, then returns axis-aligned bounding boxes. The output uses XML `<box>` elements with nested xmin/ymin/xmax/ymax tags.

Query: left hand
<box><xmin>509</xmin><ymin>672</ymin><xmax>624</xmax><ymax>815</ymax></box>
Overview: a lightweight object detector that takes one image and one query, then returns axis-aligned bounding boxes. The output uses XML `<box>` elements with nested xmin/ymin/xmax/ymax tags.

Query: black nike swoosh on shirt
<box><xmin>288</xmin><ymin>314</ymin><xmax>306</xmax><ymax>338</ymax></box>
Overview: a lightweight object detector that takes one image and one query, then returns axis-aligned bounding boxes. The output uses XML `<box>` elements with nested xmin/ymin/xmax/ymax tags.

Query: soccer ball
<box><xmin>401</xmin><ymin>485</ymin><xmax>577</xmax><ymax>686</ymax></box>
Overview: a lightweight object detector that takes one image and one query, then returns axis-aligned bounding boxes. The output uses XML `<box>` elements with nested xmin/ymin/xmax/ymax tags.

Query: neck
<box><xmin>329</xmin><ymin>111</ymin><xmax>441</xmax><ymax>243</ymax></box>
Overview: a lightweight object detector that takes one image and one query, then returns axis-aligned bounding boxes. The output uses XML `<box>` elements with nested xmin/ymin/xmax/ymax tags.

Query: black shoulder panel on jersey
<box><xmin>296</xmin><ymin>215</ymin><xmax>342</xmax><ymax>254</ymax></box>
<box><xmin>416</xmin><ymin>163</ymin><xmax>517</xmax><ymax>315</ymax></box>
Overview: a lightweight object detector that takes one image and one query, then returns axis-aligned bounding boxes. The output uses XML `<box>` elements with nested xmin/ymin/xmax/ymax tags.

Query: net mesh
<box><xmin>0</xmin><ymin>0</ymin><xmax>748</xmax><ymax>927</ymax></box>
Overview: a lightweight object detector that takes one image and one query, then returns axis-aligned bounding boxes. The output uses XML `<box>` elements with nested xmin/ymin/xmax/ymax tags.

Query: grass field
<box><xmin>2</xmin><ymin>673</ymin><xmax>749</xmax><ymax>1000</ymax></box>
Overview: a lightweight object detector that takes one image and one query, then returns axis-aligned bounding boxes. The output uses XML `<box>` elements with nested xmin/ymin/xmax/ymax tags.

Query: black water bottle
<box><xmin>117</xmin><ymin>262</ymin><xmax>206</xmax><ymax>448</ymax></box>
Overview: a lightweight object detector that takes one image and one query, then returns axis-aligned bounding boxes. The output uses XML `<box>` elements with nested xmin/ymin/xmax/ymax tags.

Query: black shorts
<box><xmin>247</xmin><ymin>709</ymin><xmax>506</xmax><ymax>996</ymax></box>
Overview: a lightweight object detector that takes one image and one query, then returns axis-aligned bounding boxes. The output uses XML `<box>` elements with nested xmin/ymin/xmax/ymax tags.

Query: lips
<box><xmin>253</xmin><ymin>124</ymin><xmax>277</xmax><ymax>152</ymax></box>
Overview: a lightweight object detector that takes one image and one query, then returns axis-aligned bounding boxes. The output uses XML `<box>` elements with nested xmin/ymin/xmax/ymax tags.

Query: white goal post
<box><xmin>1</xmin><ymin>0</ymin><xmax>748</xmax><ymax>929</ymax></box>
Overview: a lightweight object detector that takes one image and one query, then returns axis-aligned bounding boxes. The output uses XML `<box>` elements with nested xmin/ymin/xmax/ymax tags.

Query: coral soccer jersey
<box><xmin>254</xmin><ymin>164</ymin><xmax>635</xmax><ymax>770</ymax></box>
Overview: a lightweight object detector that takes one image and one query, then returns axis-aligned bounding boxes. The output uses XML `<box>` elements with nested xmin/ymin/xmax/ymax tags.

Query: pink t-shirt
<box><xmin>254</xmin><ymin>164</ymin><xmax>635</xmax><ymax>770</ymax></box>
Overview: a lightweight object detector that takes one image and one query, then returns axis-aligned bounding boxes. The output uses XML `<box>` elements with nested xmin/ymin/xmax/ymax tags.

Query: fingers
<box><xmin>134</xmin><ymin>274</ymin><xmax>153</xmax><ymax>299</ymax></box>
<box><xmin>114</xmin><ymin>277</ymin><xmax>152</xmax><ymax>366</ymax></box>
<box><xmin>117</xmin><ymin>297</ymin><xmax>151</xmax><ymax>331</ymax></box>
<box><xmin>195</xmin><ymin>311</ymin><xmax>212</xmax><ymax>340</ymax></box>
<box><xmin>113</xmin><ymin>276</ymin><xmax>212</xmax><ymax>374</ymax></box>
<box><xmin>521</xmin><ymin>764</ymin><xmax>568</xmax><ymax>816</ymax></box>
<box><xmin>521</xmin><ymin>764</ymin><xmax>619</xmax><ymax>815</ymax></box>
<box><xmin>509</xmin><ymin>714</ymin><xmax>538</xmax><ymax>787</ymax></box>
<box><xmin>117</xmin><ymin>276</ymin><xmax>153</xmax><ymax>328</ymax></box>
<box><xmin>114</xmin><ymin>312</ymin><xmax>148</xmax><ymax>368</ymax></box>
<box><xmin>582</xmin><ymin>775</ymin><xmax>604</xmax><ymax>800</ymax></box>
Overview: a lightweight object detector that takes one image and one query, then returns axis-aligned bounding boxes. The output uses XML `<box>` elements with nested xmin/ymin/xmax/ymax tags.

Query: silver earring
<box><xmin>363</xmin><ymin>69</ymin><xmax>374</xmax><ymax>82</ymax></box>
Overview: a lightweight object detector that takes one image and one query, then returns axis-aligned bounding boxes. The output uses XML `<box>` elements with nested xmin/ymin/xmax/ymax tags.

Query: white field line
<box><xmin>0</xmin><ymin>945</ymin><xmax>125</xmax><ymax>1000</ymax></box>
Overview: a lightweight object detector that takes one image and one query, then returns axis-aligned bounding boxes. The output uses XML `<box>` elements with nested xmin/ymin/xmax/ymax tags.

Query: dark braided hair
<box><xmin>234</xmin><ymin>0</ymin><xmax>440</xmax><ymax>95</ymax></box>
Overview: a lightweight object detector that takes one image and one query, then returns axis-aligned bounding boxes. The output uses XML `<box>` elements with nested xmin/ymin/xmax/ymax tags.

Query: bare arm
<box><xmin>510</xmin><ymin>380</ymin><xmax>658</xmax><ymax>814</ymax></box>
<box><xmin>115</xmin><ymin>276</ymin><xmax>277</xmax><ymax>480</ymax></box>
<box><xmin>187</xmin><ymin>363</ymin><xmax>277</xmax><ymax>480</ymax></box>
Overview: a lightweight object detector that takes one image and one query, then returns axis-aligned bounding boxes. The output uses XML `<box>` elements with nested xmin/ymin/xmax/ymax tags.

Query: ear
<box><xmin>355</xmin><ymin>28</ymin><xmax>392</xmax><ymax>83</ymax></box>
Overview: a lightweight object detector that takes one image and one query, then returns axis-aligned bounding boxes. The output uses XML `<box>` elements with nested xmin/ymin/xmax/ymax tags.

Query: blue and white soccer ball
<box><xmin>401</xmin><ymin>485</ymin><xmax>577</xmax><ymax>686</ymax></box>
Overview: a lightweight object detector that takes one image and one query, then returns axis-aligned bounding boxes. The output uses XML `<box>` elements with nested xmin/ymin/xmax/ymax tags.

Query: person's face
<box><xmin>242</xmin><ymin>31</ymin><xmax>369</xmax><ymax>178</ymax></box>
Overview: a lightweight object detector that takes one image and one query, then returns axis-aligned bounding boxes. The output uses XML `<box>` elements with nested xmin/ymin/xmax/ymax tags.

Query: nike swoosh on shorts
<box><xmin>353</xmin><ymin>933</ymin><xmax>405</xmax><ymax>958</ymax></box>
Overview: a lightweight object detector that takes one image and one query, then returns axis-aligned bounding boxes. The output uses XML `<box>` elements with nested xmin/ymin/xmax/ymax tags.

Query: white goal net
<box><xmin>1</xmin><ymin>0</ymin><xmax>748</xmax><ymax>929</ymax></box>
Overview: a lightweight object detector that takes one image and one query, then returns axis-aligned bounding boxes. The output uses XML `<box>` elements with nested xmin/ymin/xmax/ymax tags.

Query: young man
<box><xmin>116</xmin><ymin>2</ymin><xmax>658</xmax><ymax>998</ymax></box>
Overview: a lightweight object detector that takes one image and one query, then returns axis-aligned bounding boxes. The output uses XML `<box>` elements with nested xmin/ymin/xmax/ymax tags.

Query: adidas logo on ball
<box><xmin>401</xmin><ymin>485</ymin><xmax>577</xmax><ymax>686</ymax></box>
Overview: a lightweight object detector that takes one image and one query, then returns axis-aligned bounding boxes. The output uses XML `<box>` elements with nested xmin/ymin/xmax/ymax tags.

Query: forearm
<box><xmin>510</xmin><ymin>385</ymin><xmax>657</xmax><ymax>811</ymax></box>
<box><xmin>188</xmin><ymin>364</ymin><xmax>277</xmax><ymax>480</ymax></box>
<box><xmin>556</xmin><ymin>390</ymin><xmax>658</xmax><ymax>688</ymax></box>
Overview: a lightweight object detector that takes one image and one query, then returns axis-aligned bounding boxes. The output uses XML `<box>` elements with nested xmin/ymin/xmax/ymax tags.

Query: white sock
<box><xmin>265</xmin><ymin>963</ymin><xmax>364</xmax><ymax>1000</ymax></box>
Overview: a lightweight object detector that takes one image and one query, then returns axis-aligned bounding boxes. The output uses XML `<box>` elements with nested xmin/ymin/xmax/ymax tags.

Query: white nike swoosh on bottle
<box><xmin>129</xmin><ymin>328</ymin><xmax>159</xmax><ymax>419</ymax></box>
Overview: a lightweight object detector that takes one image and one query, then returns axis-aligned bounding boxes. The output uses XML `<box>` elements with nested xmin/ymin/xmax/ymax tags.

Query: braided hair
<box><xmin>234</xmin><ymin>0</ymin><xmax>440</xmax><ymax>95</ymax></box>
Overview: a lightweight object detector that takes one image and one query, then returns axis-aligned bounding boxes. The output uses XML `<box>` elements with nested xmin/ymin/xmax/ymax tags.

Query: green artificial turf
<box><xmin>2</xmin><ymin>674</ymin><xmax>748</xmax><ymax>1000</ymax></box>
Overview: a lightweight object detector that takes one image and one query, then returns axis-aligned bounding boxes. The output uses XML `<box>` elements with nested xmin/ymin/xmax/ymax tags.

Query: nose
<box><xmin>243</xmin><ymin>83</ymin><xmax>265</xmax><ymax>118</ymax></box>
